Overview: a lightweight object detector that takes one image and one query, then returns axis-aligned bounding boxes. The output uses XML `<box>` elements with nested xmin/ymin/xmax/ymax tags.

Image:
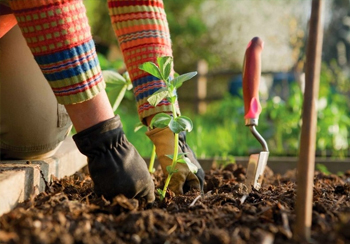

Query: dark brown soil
<box><xmin>1</xmin><ymin>163</ymin><xmax>350</xmax><ymax>244</ymax></box>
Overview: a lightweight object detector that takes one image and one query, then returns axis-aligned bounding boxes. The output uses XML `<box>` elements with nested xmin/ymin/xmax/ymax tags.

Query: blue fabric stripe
<box><xmin>133</xmin><ymin>75</ymin><xmax>177</xmax><ymax>101</ymax></box>
<box><xmin>40</xmin><ymin>51</ymin><xmax>96</xmax><ymax>72</ymax></box>
<box><xmin>35</xmin><ymin>40</ymin><xmax>95</xmax><ymax>65</ymax></box>
<box><xmin>34</xmin><ymin>40</ymin><xmax>99</xmax><ymax>82</ymax></box>
<box><xmin>133</xmin><ymin>75</ymin><xmax>161</xmax><ymax>87</ymax></box>
<box><xmin>53</xmin><ymin>73</ymin><xmax>103</xmax><ymax>95</ymax></box>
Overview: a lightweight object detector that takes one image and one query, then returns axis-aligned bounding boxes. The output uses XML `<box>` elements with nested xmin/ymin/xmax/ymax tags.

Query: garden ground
<box><xmin>1</xmin><ymin>162</ymin><xmax>350</xmax><ymax>244</ymax></box>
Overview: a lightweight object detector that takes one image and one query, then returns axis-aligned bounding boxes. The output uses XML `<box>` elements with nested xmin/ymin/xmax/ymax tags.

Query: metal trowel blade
<box><xmin>245</xmin><ymin>151</ymin><xmax>269</xmax><ymax>192</ymax></box>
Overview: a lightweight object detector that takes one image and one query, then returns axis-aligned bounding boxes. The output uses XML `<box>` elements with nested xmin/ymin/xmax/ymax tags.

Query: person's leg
<box><xmin>0</xmin><ymin>25</ymin><xmax>72</xmax><ymax>159</ymax></box>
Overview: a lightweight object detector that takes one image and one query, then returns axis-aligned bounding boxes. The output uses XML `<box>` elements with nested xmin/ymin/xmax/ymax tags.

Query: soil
<box><xmin>1</xmin><ymin>163</ymin><xmax>350</xmax><ymax>244</ymax></box>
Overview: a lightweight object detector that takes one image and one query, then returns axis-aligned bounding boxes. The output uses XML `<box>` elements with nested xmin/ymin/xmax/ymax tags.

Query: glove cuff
<box><xmin>73</xmin><ymin>115</ymin><xmax>123</xmax><ymax>156</ymax></box>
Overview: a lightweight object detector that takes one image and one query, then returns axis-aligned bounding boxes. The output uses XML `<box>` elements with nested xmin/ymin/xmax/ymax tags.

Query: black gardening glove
<box><xmin>73</xmin><ymin>115</ymin><xmax>155</xmax><ymax>203</ymax></box>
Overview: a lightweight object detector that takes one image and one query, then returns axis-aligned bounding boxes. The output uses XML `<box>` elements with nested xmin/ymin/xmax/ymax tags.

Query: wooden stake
<box><xmin>294</xmin><ymin>0</ymin><xmax>324</xmax><ymax>241</ymax></box>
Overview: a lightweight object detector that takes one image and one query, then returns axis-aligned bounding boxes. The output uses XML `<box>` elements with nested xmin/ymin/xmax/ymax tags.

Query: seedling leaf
<box><xmin>172</xmin><ymin>72</ymin><xmax>197</xmax><ymax>89</ymax></box>
<box><xmin>166</xmin><ymin>153</ymin><xmax>187</xmax><ymax>160</ymax></box>
<box><xmin>169</xmin><ymin>119</ymin><xmax>185</xmax><ymax>134</ymax></box>
<box><xmin>122</xmin><ymin>72</ymin><xmax>133</xmax><ymax>90</ymax></box>
<box><xmin>139</xmin><ymin>62</ymin><xmax>163</xmax><ymax>80</ymax></box>
<box><xmin>167</xmin><ymin>95</ymin><xmax>177</xmax><ymax>104</ymax></box>
<box><xmin>157</xmin><ymin>56</ymin><xmax>173</xmax><ymax>81</ymax></box>
<box><xmin>166</xmin><ymin>165</ymin><xmax>178</xmax><ymax>174</ymax></box>
<box><xmin>177</xmin><ymin>158</ymin><xmax>186</xmax><ymax>164</ymax></box>
<box><xmin>102</xmin><ymin>70</ymin><xmax>129</xmax><ymax>112</ymax></box>
<box><xmin>147</xmin><ymin>88</ymin><xmax>169</xmax><ymax>106</ymax></box>
<box><xmin>175</xmin><ymin>116</ymin><xmax>193</xmax><ymax>132</ymax></box>
<box><xmin>150</xmin><ymin>113</ymin><xmax>172</xmax><ymax>128</ymax></box>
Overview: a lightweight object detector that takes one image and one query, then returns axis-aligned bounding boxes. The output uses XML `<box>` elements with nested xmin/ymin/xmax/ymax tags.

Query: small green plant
<box><xmin>134</xmin><ymin>122</ymin><xmax>157</xmax><ymax>173</ymax></box>
<box><xmin>139</xmin><ymin>56</ymin><xmax>198</xmax><ymax>200</ymax></box>
<box><xmin>102</xmin><ymin>70</ymin><xmax>133</xmax><ymax>113</ymax></box>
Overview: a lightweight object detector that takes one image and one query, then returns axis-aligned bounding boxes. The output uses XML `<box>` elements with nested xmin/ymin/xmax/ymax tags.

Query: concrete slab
<box><xmin>0</xmin><ymin>136</ymin><xmax>87</xmax><ymax>216</ymax></box>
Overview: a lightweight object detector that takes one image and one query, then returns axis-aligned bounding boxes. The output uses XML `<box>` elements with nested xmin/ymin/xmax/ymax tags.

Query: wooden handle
<box><xmin>242</xmin><ymin>37</ymin><xmax>264</xmax><ymax>120</ymax></box>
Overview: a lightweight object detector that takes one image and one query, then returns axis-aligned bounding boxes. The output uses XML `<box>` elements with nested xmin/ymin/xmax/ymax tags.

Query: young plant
<box><xmin>102</xmin><ymin>70</ymin><xmax>133</xmax><ymax>113</ymax></box>
<box><xmin>135</xmin><ymin>122</ymin><xmax>157</xmax><ymax>173</ymax></box>
<box><xmin>139</xmin><ymin>56</ymin><xmax>198</xmax><ymax>200</ymax></box>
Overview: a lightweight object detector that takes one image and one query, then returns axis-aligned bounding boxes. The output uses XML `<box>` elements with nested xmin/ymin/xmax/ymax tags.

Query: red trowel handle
<box><xmin>242</xmin><ymin>37</ymin><xmax>264</xmax><ymax>125</ymax></box>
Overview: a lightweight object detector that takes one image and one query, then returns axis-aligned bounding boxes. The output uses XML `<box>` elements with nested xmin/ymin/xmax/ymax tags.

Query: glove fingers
<box><xmin>183</xmin><ymin>172</ymin><xmax>201</xmax><ymax>193</ymax></box>
<box><xmin>168</xmin><ymin>172</ymin><xmax>185</xmax><ymax>195</ymax></box>
<box><xmin>195</xmin><ymin>168</ymin><xmax>205</xmax><ymax>191</ymax></box>
<box><xmin>137</xmin><ymin>178</ymin><xmax>155</xmax><ymax>204</ymax></box>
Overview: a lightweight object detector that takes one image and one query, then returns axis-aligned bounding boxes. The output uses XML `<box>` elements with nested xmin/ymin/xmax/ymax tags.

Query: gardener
<box><xmin>0</xmin><ymin>0</ymin><xmax>204</xmax><ymax>203</ymax></box>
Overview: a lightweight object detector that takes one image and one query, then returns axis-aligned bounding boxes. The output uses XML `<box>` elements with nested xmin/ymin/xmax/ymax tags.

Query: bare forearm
<box><xmin>65</xmin><ymin>91</ymin><xmax>114</xmax><ymax>132</ymax></box>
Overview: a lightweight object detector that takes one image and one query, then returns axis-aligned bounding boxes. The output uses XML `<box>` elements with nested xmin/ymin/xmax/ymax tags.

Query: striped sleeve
<box><xmin>9</xmin><ymin>0</ymin><xmax>105</xmax><ymax>105</ymax></box>
<box><xmin>108</xmin><ymin>0</ymin><xmax>180</xmax><ymax>122</ymax></box>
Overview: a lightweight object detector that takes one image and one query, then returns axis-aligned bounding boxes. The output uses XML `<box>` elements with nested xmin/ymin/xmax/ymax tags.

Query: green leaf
<box><xmin>168</xmin><ymin>119</ymin><xmax>185</xmax><ymax>133</ymax></box>
<box><xmin>109</xmin><ymin>87</ymin><xmax>127</xmax><ymax>112</ymax></box>
<box><xmin>147</xmin><ymin>88</ymin><xmax>169</xmax><ymax>106</ymax></box>
<box><xmin>166</xmin><ymin>165</ymin><xmax>178</xmax><ymax>174</ymax></box>
<box><xmin>157</xmin><ymin>56</ymin><xmax>173</xmax><ymax>81</ymax></box>
<box><xmin>122</xmin><ymin>72</ymin><xmax>133</xmax><ymax>90</ymax></box>
<box><xmin>167</xmin><ymin>95</ymin><xmax>177</xmax><ymax>104</ymax></box>
<box><xmin>175</xmin><ymin>116</ymin><xmax>193</xmax><ymax>132</ymax></box>
<box><xmin>134</xmin><ymin>122</ymin><xmax>145</xmax><ymax>132</ymax></box>
<box><xmin>150</xmin><ymin>113</ymin><xmax>172</xmax><ymax>128</ymax></box>
<box><xmin>184</xmin><ymin>157</ymin><xmax>198</xmax><ymax>173</ymax></box>
<box><xmin>166</xmin><ymin>153</ymin><xmax>187</xmax><ymax>160</ymax></box>
<box><xmin>103</xmin><ymin>70</ymin><xmax>127</xmax><ymax>87</ymax></box>
<box><xmin>172</xmin><ymin>71</ymin><xmax>197</xmax><ymax>89</ymax></box>
<box><xmin>102</xmin><ymin>70</ymin><xmax>128</xmax><ymax>112</ymax></box>
<box><xmin>139</xmin><ymin>62</ymin><xmax>163</xmax><ymax>80</ymax></box>
<box><xmin>176</xmin><ymin>158</ymin><xmax>186</xmax><ymax>164</ymax></box>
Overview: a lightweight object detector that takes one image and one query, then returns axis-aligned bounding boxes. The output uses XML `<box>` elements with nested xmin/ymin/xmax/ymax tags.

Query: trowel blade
<box><xmin>245</xmin><ymin>151</ymin><xmax>269</xmax><ymax>192</ymax></box>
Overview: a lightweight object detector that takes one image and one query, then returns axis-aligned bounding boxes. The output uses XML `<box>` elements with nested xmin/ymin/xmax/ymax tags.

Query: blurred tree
<box><xmin>85</xmin><ymin>0</ymin><xmax>118</xmax><ymax>56</ymax></box>
<box><xmin>322</xmin><ymin>0</ymin><xmax>350</xmax><ymax>85</ymax></box>
<box><xmin>164</xmin><ymin>0</ymin><xmax>216</xmax><ymax>72</ymax></box>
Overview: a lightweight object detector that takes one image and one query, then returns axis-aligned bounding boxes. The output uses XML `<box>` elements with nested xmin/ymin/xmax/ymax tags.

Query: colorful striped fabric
<box><xmin>108</xmin><ymin>0</ymin><xmax>180</xmax><ymax>122</ymax></box>
<box><xmin>9</xmin><ymin>0</ymin><xmax>105</xmax><ymax>104</ymax></box>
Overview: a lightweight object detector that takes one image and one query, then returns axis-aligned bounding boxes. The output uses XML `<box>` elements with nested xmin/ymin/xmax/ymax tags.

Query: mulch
<box><xmin>1</xmin><ymin>163</ymin><xmax>350</xmax><ymax>244</ymax></box>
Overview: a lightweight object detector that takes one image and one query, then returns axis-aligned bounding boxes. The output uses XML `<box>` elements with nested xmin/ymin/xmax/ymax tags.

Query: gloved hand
<box><xmin>73</xmin><ymin>115</ymin><xmax>155</xmax><ymax>203</ymax></box>
<box><xmin>146</xmin><ymin>127</ymin><xmax>205</xmax><ymax>194</ymax></box>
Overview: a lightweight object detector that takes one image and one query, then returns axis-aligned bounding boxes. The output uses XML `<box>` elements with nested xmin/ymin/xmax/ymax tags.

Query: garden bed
<box><xmin>1</xmin><ymin>163</ymin><xmax>350</xmax><ymax>244</ymax></box>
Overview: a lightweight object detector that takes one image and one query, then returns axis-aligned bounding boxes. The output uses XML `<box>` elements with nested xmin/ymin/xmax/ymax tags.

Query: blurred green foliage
<box><xmin>116</xmin><ymin>61</ymin><xmax>350</xmax><ymax>159</ymax></box>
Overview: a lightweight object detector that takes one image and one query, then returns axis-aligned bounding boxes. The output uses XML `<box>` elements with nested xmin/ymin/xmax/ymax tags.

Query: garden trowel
<box><xmin>242</xmin><ymin>37</ymin><xmax>269</xmax><ymax>193</ymax></box>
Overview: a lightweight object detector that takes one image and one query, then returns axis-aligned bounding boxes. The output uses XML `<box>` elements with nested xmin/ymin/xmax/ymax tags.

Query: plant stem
<box><xmin>171</xmin><ymin>101</ymin><xmax>177</xmax><ymax>119</ymax></box>
<box><xmin>170</xmin><ymin>100</ymin><xmax>179</xmax><ymax>169</ymax></box>
<box><xmin>148</xmin><ymin>145</ymin><xmax>156</xmax><ymax>173</ymax></box>
<box><xmin>160</xmin><ymin>99</ymin><xmax>179</xmax><ymax>200</ymax></box>
<box><xmin>161</xmin><ymin>172</ymin><xmax>172</xmax><ymax>200</ymax></box>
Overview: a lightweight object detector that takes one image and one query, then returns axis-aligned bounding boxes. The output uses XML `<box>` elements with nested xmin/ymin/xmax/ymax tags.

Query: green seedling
<box><xmin>102</xmin><ymin>70</ymin><xmax>133</xmax><ymax>113</ymax></box>
<box><xmin>135</xmin><ymin>122</ymin><xmax>157</xmax><ymax>173</ymax></box>
<box><xmin>139</xmin><ymin>56</ymin><xmax>198</xmax><ymax>200</ymax></box>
